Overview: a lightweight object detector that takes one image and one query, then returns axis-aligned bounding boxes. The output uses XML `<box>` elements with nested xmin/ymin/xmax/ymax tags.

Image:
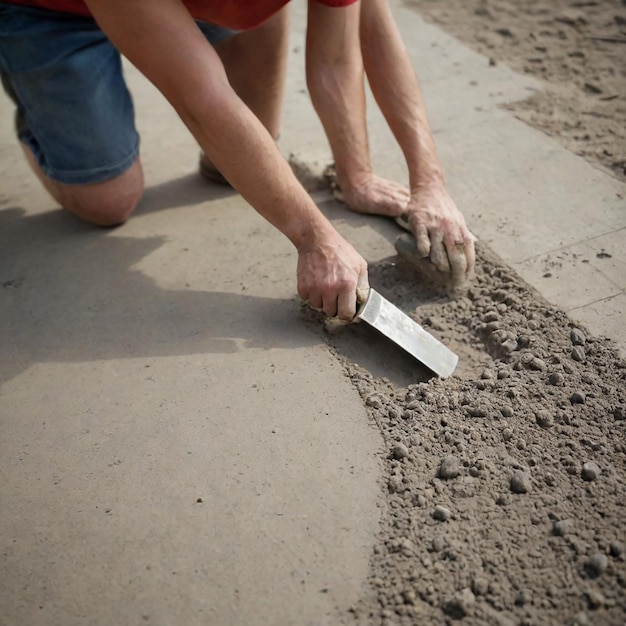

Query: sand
<box><xmin>327</xmin><ymin>247</ymin><xmax>626</xmax><ymax>625</ymax></box>
<box><xmin>406</xmin><ymin>0</ymin><xmax>626</xmax><ymax>182</ymax></box>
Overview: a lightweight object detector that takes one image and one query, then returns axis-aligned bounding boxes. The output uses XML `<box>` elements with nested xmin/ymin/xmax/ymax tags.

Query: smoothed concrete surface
<box><xmin>1</xmin><ymin>1</ymin><xmax>625</xmax><ymax>625</ymax></box>
<box><xmin>0</xmin><ymin>10</ymin><xmax>383</xmax><ymax>625</ymax></box>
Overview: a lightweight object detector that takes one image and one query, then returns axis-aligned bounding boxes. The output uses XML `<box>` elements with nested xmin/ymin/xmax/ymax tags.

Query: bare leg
<box><xmin>200</xmin><ymin>7</ymin><xmax>290</xmax><ymax>180</ymax></box>
<box><xmin>20</xmin><ymin>142</ymin><xmax>144</xmax><ymax>227</ymax></box>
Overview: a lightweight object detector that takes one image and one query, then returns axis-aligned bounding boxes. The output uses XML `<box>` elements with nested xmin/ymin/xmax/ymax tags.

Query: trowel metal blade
<box><xmin>355</xmin><ymin>288</ymin><xmax>458</xmax><ymax>378</ymax></box>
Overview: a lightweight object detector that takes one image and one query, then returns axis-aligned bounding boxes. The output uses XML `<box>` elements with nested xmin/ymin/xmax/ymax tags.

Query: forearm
<box><xmin>360</xmin><ymin>0</ymin><xmax>444</xmax><ymax>191</ymax></box>
<box><xmin>306</xmin><ymin>1</ymin><xmax>371</xmax><ymax>189</ymax></box>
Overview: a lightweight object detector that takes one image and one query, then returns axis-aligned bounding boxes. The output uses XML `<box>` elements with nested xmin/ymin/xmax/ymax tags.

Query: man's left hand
<box><xmin>405</xmin><ymin>183</ymin><xmax>476</xmax><ymax>282</ymax></box>
<box><xmin>339</xmin><ymin>173</ymin><xmax>476</xmax><ymax>283</ymax></box>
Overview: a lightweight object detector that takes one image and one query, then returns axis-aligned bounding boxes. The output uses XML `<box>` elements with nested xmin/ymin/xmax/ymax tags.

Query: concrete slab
<box><xmin>569</xmin><ymin>293</ymin><xmax>626</xmax><ymax>356</ymax></box>
<box><xmin>516</xmin><ymin>251</ymin><xmax>622</xmax><ymax>311</ymax></box>
<box><xmin>0</xmin><ymin>17</ymin><xmax>382</xmax><ymax>626</ymax></box>
<box><xmin>514</xmin><ymin>228</ymin><xmax>626</xmax><ymax>355</ymax></box>
<box><xmin>2</xmin><ymin>1</ymin><xmax>626</xmax><ymax>625</ymax></box>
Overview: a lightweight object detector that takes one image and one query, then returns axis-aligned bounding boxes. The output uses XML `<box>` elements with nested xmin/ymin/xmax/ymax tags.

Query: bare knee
<box><xmin>19</xmin><ymin>143</ymin><xmax>144</xmax><ymax>226</ymax></box>
<box><xmin>65</xmin><ymin>186</ymin><xmax>143</xmax><ymax>227</ymax></box>
<box><xmin>60</xmin><ymin>160</ymin><xmax>144</xmax><ymax>227</ymax></box>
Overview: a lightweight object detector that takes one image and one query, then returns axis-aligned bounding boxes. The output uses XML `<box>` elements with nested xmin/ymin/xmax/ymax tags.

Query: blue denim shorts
<box><xmin>0</xmin><ymin>3</ymin><xmax>238</xmax><ymax>184</ymax></box>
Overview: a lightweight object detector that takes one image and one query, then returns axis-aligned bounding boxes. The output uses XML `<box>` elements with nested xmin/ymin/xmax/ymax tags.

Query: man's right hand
<box><xmin>296</xmin><ymin>231</ymin><xmax>369</xmax><ymax>321</ymax></box>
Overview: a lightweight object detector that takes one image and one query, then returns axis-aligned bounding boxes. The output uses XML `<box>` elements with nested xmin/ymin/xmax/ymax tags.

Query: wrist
<box><xmin>409</xmin><ymin>170</ymin><xmax>445</xmax><ymax>195</ymax></box>
<box><xmin>334</xmin><ymin>162</ymin><xmax>372</xmax><ymax>194</ymax></box>
<box><xmin>286</xmin><ymin>208</ymin><xmax>336</xmax><ymax>253</ymax></box>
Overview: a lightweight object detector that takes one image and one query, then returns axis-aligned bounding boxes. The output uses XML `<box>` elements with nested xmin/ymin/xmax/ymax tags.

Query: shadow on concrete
<box><xmin>326</xmin><ymin>320</ymin><xmax>434</xmax><ymax>387</ymax></box>
<box><xmin>316</xmin><ymin>196</ymin><xmax>402</xmax><ymax>248</ymax></box>
<box><xmin>0</xmin><ymin>175</ymin><xmax>435</xmax><ymax>390</ymax></box>
<box><xmin>0</xmin><ymin>201</ymin><xmax>314</xmax><ymax>387</ymax></box>
<box><xmin>135</xmin><ymin>173</ymin><xmax>237</xmax><ymax>217</ymax></box>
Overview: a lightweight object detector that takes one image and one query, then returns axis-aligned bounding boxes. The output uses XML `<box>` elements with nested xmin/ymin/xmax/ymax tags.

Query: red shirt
<box><xmin>5</xmin><ymin>0</ymin><xmax>357</xmax><ymax>30</ymax></box>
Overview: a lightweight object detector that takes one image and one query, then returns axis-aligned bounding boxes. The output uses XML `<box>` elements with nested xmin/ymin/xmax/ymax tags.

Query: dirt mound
<box><xmin>306</xmin><ymin>245</ymin><xmax>626</xmax><ymax>625</ymax></box>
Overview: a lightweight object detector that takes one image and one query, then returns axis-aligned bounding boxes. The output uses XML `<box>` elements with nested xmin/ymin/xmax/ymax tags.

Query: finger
<box><xmin>322</xmin><ymin>294</ymin><xmax>339</xmax><ymax>318</ymax></box>
<box><xmin>307</xmin><ymin>294</ymin><xmax>324</xmax><ymax>310</ymax></box>
<box><xmin>337</xmin><ymin>289</ymin><xmax>357</xmax><ymax>321</ymax></box>
<box><xmin>356</xmin><ymin>268</ymin><xmax>370</xmax><ymax>306</ymax></box>
<box><xmin>446</xmin><ymin>239</ymin><xmax>468</xmax><ymax>283</ymax></box>
<box><xmin>430</xmin><ymin>233</ymin><xmax>451</xmax><ymax>273</ymax></box>
<box><xmin>413</xmin><ymin>221</ymin><xmax>431</xmax><ymax>258</ymax></box>
<box><xmin>465</xmin><ymin>233</ymin><xmax>477</xmax><ymax>274</ymax></box>
<box><xmin>357</xmin><ymin>267</ymin><xmax>370</xmax><ymax>291</ymax></box>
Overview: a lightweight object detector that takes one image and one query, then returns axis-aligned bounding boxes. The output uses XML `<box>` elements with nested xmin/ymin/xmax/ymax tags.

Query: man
<box><xmin>0</xmin><ymin>0</ymin><xmax>475</xmax><ymax>321</ymax></box>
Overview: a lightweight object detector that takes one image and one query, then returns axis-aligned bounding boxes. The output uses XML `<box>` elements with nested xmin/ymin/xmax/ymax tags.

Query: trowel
<box><xmin>354</xmin><ymin>288</ymin><xmax>458</xmax><ymax>378</ymax></box>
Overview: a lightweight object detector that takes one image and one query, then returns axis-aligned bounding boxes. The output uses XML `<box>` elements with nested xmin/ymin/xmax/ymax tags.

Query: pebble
<box><xmin>471</xmin><ymin>576</ymin><xmax>489</xmax><ymax>596</ymax></box>
<box><xmin>609</xmin><ymin>540</ymin><xmax>624</xmax><ymax>557</ymax></box>
<box><xmin>431</xmin><ymin>536</ymin><xmax>445</xmax><ymax>552</ymax></box>
<box><xmin>570</xmin><ymin>391</ymin><xmax>586</xmax><ymax>405</ymax></box>
<box><xmin>572</xmin><ymin>346</ymin><xmax>586</xmax><ymax>362</ymax></box>
<box><xmin>528</xmin><ymin>320</ymin><xmax>540</xmax><ymax>331</ymax></box>
<box><xmin>497</xmin><ymin>367</ymin><xmax>511</xmax><ymax>379</ymax></box>
<box><xmin>572</xmin><ymin>611</ymin><xmax>590</xmax><ymax>626</ymax></box>
<box><xmin>586</xmin><ymin>590</ymin><xmax>605</xmax><ymax>609</ymax></box>
<box><xmin>510</xmin><ymin>470</ymin><xmax>531</xmax><ymax>494</ymax></box>
<box><xmin>530</xmin><ymin>357</ymin><xmax>546</xmax><ymax>371</ymax></box>
<box><xmin>391</xmin><ymin>443</ymin><xmax>409</xmax><ymax>460</ymax></box>
<box><xmin>552</xmin><ymin>519</ymin><xmax>573</xmax><ymax>537</ymax></box>
<box><xmin>366</xmin><ymin>394</ymin><xmax>383</xmax><ymax>408</ymax></box>
<box><xmin>442</xmin><ymin>588</ymin><xmax>475</xmax><ymax>619</ymax></box>
<box><xmin>501</xmin><ymin>338</ymin><xmax>518</xmax><ymax>354</ymax></box>
<box><xmin>388</xmin><ymin>406</ymin><xmax>400</xmax><ymax>420</ymax></box>
<box><xmin>467</xmin><ymin>406</ymin><xmax>487</xmax><ymax>418</ymax></box>
<box><xmin>388</xmin><ymin>476</ymin><xmax>403</xmax><ymax>493</ymax></box>
<box><xmin>584</xmin><ymin>553</ymin><xmax>609</xmax><ymax>578</ymax></box>
<box><xmin>502</xmin><ymin>427</ymin><xmax>514</xmax><ymax>441</ymax></box>
<box><xmin>548</xmin><ymin>372</ymin><xmax>565</xmax><ymax>385</ymax></box>
<box><xmin>438</xmin><ymin>455</ymin><xmax>461</xmax><ymax>480</ymax></box>
<box><xmin>570</xmin><ymin>328</ymin><xmax>586</xmax><ymax>345</ymax></box>
<box><xmin>581</xmin><ymin>461</ymin><xmax>600</xmax><ymax>481</ymax></box>
<box><xmin>536</xmin><ymin>410</ymin><xmax>554</xmax><ymax>428</ymax></box>
<box><xmin>400</xmin><ymin>538</ymin><xmax>415</xmax><ymax>554</ymax></box>
<box><xmin>414</xmin><ymin>494</ymin><xmax>426</xmax><ymax>507</ymax></box>
<box><xmin>501</xmin><ymin>405</ymin><xmax>514</xmax><ymax>417</ymax></box>
<box><xmin>515</xmin><ymin>589</ymin><xmax>530</xmax><ymax>606</ymax></box>
<box><xmin>433</xmin><ymin>505</ymin><xmax>452</xmax><ymax>521</ymax></box>
<box><xmin>496</xmin><ymin>493</ymin><xmax>509</xmax><ymax>506</ymax></box>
